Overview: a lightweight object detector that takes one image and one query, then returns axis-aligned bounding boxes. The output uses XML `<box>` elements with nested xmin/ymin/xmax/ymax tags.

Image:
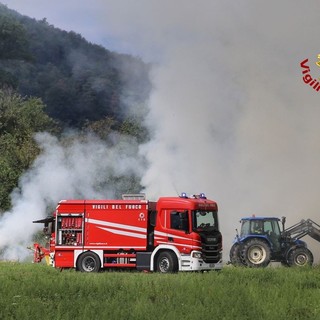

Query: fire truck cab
<box><xmin>33</xmin><ymin>193</ymin><xmax>223</xmax><ymax>273</ymax></box>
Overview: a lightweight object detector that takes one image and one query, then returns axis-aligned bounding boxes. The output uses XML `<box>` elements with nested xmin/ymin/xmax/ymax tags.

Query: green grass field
<box><xmin>1</xmin><ymin>262</ymin><xmax>320</xmax><ymax>320</ymax></box>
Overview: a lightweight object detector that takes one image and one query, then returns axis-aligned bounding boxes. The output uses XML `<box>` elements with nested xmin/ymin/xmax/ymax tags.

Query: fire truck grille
<box><xmin>201</xmin><ymin>245</ymin><xmax>222</xmax><ymax>263</ymax></box>
<box><xmin>200</xmin><ymin>233</ymin><xmax>222</xmax><ymax>263</ymax></box>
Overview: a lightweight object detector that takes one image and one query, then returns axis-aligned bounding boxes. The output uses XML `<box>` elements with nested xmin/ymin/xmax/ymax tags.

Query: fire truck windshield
<box><xmin>192</xmin><ymin>210</ymin><xmax>218</xmax><ymax>231</ymax></box>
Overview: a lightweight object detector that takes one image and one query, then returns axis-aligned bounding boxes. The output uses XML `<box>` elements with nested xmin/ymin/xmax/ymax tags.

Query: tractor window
<box><xmin>264</xmin><ymin>221</ymin><xmax>273</xmax><ymax>234</ymax></box>
<box><xmin>262</xmin><ymin>220</ymin><xmax>281</xmax><ymax>236</ymax></box>
<box><xmin>240</xmin><ymin>220</ymin><xmax>250</xmax><ymax>236</ymax></box>
<box><xmin>241</xmin><ymin>219</ymin><xmax>281</xmax><ymax>237</ymax></box>
<box><xmin>271</xmin><ymin>220</ymin><xmax>281</xmax><ymax>236</ymax></box>
<box><xmin>251</xmin><ymin>221</ymin><xmax>264</xmax><ymax>234</ymax></box>
<box><xmin>261</xmin><ymin>220</ymin><xmax>281</xmax><ymax>237</ymax></box>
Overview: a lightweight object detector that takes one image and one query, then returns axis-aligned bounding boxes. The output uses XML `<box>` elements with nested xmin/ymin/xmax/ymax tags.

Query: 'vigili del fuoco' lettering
<box><xmin>300</xmin><ymin>58</ymin><xmax>320</xmax><ymax>92</ymax></box>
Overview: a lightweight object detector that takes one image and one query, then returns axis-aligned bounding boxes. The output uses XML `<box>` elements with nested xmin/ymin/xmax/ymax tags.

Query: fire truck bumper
<box><xmin>180</xmin><ymin>251</ymin><xmax>223</xmax><ymax>271</ymax></box>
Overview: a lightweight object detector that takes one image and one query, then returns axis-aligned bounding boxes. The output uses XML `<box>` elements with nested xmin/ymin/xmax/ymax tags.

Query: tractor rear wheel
<box><xmin>241</xmin><ymin>239</ymin><xmax>271</xmax><ymax>268</ymax></box>
<box><xmin>230</xmin><ymin>243</ymin><xmax>245</xmax><ymax>266</ymax></box>
<box><xmin>287</xmin><ymin>247</ymin><xmax>313</xmax><ymax>267</ymax></box>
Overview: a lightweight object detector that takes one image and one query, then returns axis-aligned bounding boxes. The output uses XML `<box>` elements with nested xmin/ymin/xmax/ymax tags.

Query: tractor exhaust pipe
<box><xmin>281</xmin><ymin>216</ymin><xmax>286</xmax><ymax>231</ymax></box>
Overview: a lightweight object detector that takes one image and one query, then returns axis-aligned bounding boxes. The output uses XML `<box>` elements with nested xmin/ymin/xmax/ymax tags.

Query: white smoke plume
<box><xmin>97</xmin><ymin>1</ymin><xmax>320</xmax><ymax>260</ymax></box>
<box><xmin>0</xmin><ymin>132</ymin><xmax>144</xmax><ymax>260</ymax></box>
<box><xmin>2</xmin><ymin>0</ymin><xmax>320</xmax><ymax>261</ymax></box>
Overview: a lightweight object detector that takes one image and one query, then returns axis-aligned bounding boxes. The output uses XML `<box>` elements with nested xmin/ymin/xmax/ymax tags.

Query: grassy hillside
<box><xmin>1</xmin><ymin>262</ymin><xmax>319</xmax><ymax>320</ymax></box>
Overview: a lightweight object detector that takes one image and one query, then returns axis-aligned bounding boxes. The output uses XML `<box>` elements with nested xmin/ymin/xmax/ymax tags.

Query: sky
<box><xmin>2</xmin><ymin>1</ymin><xmax>320</xmax><ymax>262</ymax></box>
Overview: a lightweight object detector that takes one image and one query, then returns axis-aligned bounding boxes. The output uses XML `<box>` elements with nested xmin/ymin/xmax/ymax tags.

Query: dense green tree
<box><xmin>0</xmin><ymin>89</ymin><xmax>56</xmax><ymax>210</ymax></box>
<box><xmin>0</xmin><ymin>69</ymin><xmax>18</xmax><ymax>89</ymax></box>
<box><xmin>0</xmin><ymin>13</ymin><xmax>32</xmax><ymax>89</ymax></box>
<box><xmin>0</xmin><ymin>15</ymin><xmax>31</xmax><ymax>60</ymax></box>
<box><xmin>82</xmin><ymin>117</ymin><xmax>116</xmax><ymax>141</ymax></box>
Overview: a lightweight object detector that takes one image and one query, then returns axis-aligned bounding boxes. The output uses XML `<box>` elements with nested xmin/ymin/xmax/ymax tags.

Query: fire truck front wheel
<box><xmin>155</xmin><ymin>251</ymin><xmax>178</xmax><ymax>273</ymax></box>
<box><xmin>77</xmin><ymin>252</ymin><xmax>101</xmax><ymax>272</ymax></box>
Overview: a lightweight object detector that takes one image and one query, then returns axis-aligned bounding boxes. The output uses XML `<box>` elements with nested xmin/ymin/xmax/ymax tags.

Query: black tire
<box><xmin>77</xmin><ymin>251</ymin><xmax>101</xmax><ymax>272</ymax></box>
<box><xmin>229</xmin><ymin>244</ymin><xmax>246</xmax><ymax>266</ymax></box>
<box><xmin>287</xmin><ymin>247</ymin><xmax>313</xmax><ymax>267</ymax></box>
<box><xmin>241</xmin><ymin>239</ymin><xmax>271</xmax><ymax>268</ymax></box>
<box><xmin>156</xmin><ymin>251</ymin><xmax>178</xmax><ymax>273</ymax></box>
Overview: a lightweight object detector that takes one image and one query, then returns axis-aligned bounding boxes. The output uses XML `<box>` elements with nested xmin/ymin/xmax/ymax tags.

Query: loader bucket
<box><xmin>309</xmin><ymin>229</ymin><xmax>320</xmax><ymax>242</ymax></box>
<box><xmin>305</xmin><ymin>219</ymin><xmax>320</xmax><ymax>242</ymax></box>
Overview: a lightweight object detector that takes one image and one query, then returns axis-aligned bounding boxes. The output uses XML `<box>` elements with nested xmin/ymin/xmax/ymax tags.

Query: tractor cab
<box><xmin>239</xmin><ymin>217</ymin><xmax>281</xmax><ymax>249</ymax></box>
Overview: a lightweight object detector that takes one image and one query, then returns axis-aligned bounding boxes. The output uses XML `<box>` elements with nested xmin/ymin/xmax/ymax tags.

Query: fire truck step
<box><xmin>104</xmin><ymin>263</ymin><xmax>136</xmax><ymax>268</ymax></box>
<box><xmin>103</xmin><ymin>254</ymin><xmax>136</xmax><ymax>258</ymax></box>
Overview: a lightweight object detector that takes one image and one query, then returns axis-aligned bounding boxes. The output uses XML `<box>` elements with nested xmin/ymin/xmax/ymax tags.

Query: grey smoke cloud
<box><xmin>2</xmin><ymin>0</ymin><xmax>320</xmax><ymax>260</ymax></box>
<box><xmin>0</xmin><ymin>132</ymin><xmax>144</xmax><ymax>260</ymax></box>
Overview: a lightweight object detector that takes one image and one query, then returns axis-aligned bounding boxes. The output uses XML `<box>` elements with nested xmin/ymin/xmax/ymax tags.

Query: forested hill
<box><xmin>0</xmin><ymin>3</ymin><xmax>151</xmax><ymax>129</ymax></box>
<box><xmin>0</xmin><ymin>3</ymin><xmax>151</xmax><ymax>210</ymax></box>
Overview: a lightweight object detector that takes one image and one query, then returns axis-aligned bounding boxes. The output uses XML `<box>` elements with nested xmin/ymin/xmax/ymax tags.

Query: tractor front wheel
<box><xmin>241</xmin><ymin>239</ymin><xmax>271</xmax><ymax>268</ymax></box>
<box><xmin>287</xmin><ymin>247</ymin><xmax>313</xmax><ymax>267</ymax></box>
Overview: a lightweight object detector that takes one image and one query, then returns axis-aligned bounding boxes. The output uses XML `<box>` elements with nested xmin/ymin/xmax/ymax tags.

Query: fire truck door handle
<box><xmin>168</xmin><ymin>237</ymin><xmax>174</xmax><ymax>242</ymax></box>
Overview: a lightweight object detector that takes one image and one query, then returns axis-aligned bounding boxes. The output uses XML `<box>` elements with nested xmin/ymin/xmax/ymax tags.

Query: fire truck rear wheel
<box><xmin>77</xmin><ymin>252</ymin><xmax>101</xmax><ymax>272</ymax></box>
<box><xmin>156</xmin><ymin>251</ymin><xmax>178</xmax><ymax>273</ymax></box>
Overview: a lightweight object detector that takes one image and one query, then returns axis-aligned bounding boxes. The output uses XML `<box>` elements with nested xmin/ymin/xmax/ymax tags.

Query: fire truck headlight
<box><xmin>192</xmin><ymin>252</ymin><xmax>202</xmax><ymax>259</ymax></box>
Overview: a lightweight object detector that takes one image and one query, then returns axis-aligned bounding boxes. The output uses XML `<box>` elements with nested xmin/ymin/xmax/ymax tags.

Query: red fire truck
<box><xmin>33</xmin><ymin>193</ymin><xmax>222</xmax><ymax>273</ymax></box>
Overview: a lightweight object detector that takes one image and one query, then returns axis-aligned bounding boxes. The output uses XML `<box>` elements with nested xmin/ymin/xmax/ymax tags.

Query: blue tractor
<box><xmin>230</xmin><ymin>216</ymin><xmax>320</xmax><ymax>267</ymax></box>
